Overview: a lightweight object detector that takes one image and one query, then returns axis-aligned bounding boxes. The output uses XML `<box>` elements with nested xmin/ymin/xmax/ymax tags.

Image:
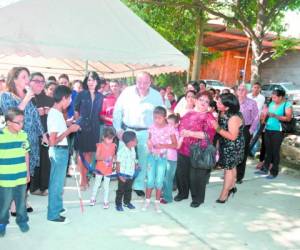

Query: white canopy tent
<box><xmin>0</xmin><ymin>0</ymin><xmax>189</xmax><ymax>79</ymax></box>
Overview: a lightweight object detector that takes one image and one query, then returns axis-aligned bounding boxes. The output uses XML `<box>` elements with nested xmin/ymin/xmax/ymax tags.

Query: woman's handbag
<box><xmin>281</xmin><ymin>102</ymin><xmax>296</xmax><ymax>133</ymax></box>
<box><xmin>190</xmin><ymin>133</ymin><xmax>216</xmax><ymax>170</ymax></box>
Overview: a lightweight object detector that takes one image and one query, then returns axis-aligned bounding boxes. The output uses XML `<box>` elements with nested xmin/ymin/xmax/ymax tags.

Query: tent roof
<box><xmin>0</xmin><ymin>0</ymin><xmax>189</xmax><ymax>78</ymax></box>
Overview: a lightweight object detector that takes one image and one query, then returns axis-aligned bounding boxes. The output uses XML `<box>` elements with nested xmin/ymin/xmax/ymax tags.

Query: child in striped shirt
<box><xmin>0</xmin><ymin>107</ymin><xmax>30</xmax><ymax>237</ymax></box>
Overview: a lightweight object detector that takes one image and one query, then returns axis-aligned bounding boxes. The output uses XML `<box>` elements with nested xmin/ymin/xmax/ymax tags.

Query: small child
<box><xmin>47</xmin><ymin>85</ymin><xmax>80</xmax><ymax>223</ymax></box>
<box><xmin>90</xmin><ymin>127</ymin><xmax>117</xmax><ymax>209</ymax></box>
<box><xmin>115</xmin><ymin>131</ymin><xmax>138</xmax><ymax>212</ymax></box>
<box><xmin>144</xmin><ymin>106</ymin><xmax>177</xmax><ymax>213</ymax></box>
<box><xmin>161</xmin><ymin>113</ymin><xmax>181</xmax><ymax>204</ymax></box>
<box><xmin>0</xmin><ymin>107</ymin><xmax>30</xmax><ymax>237</ymax></box>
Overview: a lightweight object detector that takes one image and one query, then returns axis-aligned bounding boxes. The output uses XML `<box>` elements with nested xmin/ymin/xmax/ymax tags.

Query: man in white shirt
<box><xmin>247</xmin><ymin>82</ymin><xmax>265</xmax><ymax>115</ymax></box>
<box><xmin>113</xmin><ymin>72</ymin><xmax>163</xmax><ymax>197</ymax></box>
<box><xmin>247</xmin><ymin>82</ymin><xmax>266</xmax><ymax>157</ymax></box>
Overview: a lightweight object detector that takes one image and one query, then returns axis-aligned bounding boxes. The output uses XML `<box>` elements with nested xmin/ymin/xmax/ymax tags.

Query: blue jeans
<box><xmin>0</xmin><ymin>184</ymin><xmax>28</xmax><ymax>225</ymax></box>
<box><xmin>146</xmin><ymin>154</ymin><xmax>167</xmax><ymax>189</ymax></box>
<box><xmin>47</xmin><ymin>147</ymin><xmax>68</xmax><ymax>220</ymax></box>
<box><xmin>132</xmin><ymin>130</ymin><xmax>149</xmax><ymax>191</ymax></box>
<box><xmin>163</xmin><ymin>160</ymin><xmax>177</xmax><ymax>202</ymax></box>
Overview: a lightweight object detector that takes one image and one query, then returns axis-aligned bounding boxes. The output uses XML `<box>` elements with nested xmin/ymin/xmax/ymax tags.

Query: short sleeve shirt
<box><xmin>47</xmin><ymin>108</ymin><xmax>68</xmax><ymax>146</ymax></box>
<box><xmin>266</xmin><ymin>101</ymin><xmax>292</xmax><ymax>131</ymax></box>
<box><xmin>95</xmin><ymin>143</ymin><xmax>116</xmax><ymax>176</ymax></box>
<box><xmin>149</xmin><ymin>124</ymin><xmax>176</xmax><ymax>156</ymax></box>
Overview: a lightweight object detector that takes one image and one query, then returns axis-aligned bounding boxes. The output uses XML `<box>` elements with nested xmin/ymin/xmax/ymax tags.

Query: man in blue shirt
<box><xmin>113</xmin><ymin>72</ymin><xmax>163</xmax><ymax>196</ymax></box>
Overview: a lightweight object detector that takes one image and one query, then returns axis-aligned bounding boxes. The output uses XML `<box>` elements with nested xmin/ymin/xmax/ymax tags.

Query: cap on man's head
<box><xmin>0</xmin><ymin>74</ymin><xmax>5</xmax><ymax>81</ymax></box>
<box><xmin>122</xmin><ymin>131</ymin><xmax>137</xmax><ymax>145</ymax></box>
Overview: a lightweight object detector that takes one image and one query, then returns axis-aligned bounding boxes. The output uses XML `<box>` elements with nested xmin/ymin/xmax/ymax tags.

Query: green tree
<box><xmin>123</xmin><ymin>0</ymin><xmax>219</xmax><ymax>81</ymax></box>
<box><xmin>136</xmin><ymin>0</ymin><xmax>300</xmax><ymax>84</ymax></box>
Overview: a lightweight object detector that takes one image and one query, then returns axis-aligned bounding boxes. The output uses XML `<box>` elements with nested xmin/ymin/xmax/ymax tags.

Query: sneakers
<box><xmin>142</xmin><ymin>199</ymin><xmax>150</xmax><ymax>211</ymax></box>
<box><xmin>254</xmin><ymin>169</ymin><xmax>268</xmax><ymax>175</ymax></box>
<box><xmin>160</xmin><ymin>199</ymin><xmax>168</xmax><ymax>204</ymax></box>
<box><xmin>48</xmin><ymin>216</ymin><xmax>70</xmax><ymax>224</ymax></box>
<box><xmin>116</xmin><ymin>205</ymin><xmax>124</xmax><ymax>211</ymax></box>
<box><xmin>103</xmin><ymin>203</ymin><xmax>110</xmax><ymax>209</ymax></box>
<box><xmin>124</xmin><ymin>203</ymin><xmax>135</xmax><ymax>209</ymax></box>
<box><xmin>89</xmin><ymin>199</ymin><xmax>96</xmax><ymax>206</ymax></box>
<box><xmin>27</xmin><ymin>207</ymin><xmax>33</xmax><ymax>213</ymax></box>
<box><xmin>18</xmin><ymin>223</ymin><xmax>30</xmax><ymax>233</ymax></box>
<box><xmin>266</xmin><ymin>175</ymin><xmax>277</xmax><ymax>180</ymax></box>
<box><xmin>154</xmin><ymin>200</ymin><xmax>162</xmax><ymax>213</ymax></box>
<box><xmin>0</xmin><ymin>224</ymin><xmax>6</xmax><ymax>237</ymax></box>
<box><xmin>60</xmin><ymin>208</ymin><xmax>67</xmax><ymax>216</ymax></box>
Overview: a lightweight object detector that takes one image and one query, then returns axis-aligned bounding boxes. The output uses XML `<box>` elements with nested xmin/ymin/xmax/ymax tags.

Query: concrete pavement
<box><xmin>1</xmin><ymin>160</ymin><xmax>300</xmax><ymax>250</ymax></box>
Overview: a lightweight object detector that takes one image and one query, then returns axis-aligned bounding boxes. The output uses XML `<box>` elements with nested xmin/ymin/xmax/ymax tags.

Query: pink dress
<box><xmin>148</xmin><ymin>124</ymin><xmax>176</xmax><ymax>157</ymax></box>
<box><xmin>178</xmin><ymin>111</ymin><xmax>216</xmax><ymax>157</ymax></box>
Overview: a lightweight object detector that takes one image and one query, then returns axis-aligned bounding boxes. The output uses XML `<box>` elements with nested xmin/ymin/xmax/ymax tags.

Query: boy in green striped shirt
<box><xmin>0</xmin><ymin>107</ymin><xmax>30</xmax><ymax>237</ymax></box>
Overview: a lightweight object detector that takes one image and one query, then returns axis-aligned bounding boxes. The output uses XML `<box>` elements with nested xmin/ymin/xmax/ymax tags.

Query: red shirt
<box><xmin>99</xmin><ymin>94</ymin><xmax>117</xmax><ymax>126</ymax></box>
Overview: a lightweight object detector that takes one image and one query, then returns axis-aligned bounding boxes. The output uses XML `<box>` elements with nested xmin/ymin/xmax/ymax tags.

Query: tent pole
<box><xmin>243</xmin><ymin>39</ymin><xmax>251</xmax><ymax>83</ymax></box>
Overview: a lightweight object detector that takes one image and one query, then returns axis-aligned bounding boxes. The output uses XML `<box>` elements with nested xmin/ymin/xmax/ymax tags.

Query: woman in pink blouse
<box><xmin>174</xmin><ymin>91</ymin><xmax>216</xmax><ymax>207</ymax></box>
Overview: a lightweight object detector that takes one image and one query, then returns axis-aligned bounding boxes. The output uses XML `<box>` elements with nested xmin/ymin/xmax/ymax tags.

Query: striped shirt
<box><xmin>0</xmin><ymin>127</ymin><xmax>30</xmax><ymax>187</ymax></box>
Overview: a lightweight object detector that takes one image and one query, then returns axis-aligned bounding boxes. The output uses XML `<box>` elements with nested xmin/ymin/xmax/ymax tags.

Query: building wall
<box><xmin>261</xmin><ymin>51</ymin><xmax>300</xmax><ymax>84</ymax></box>
<box><xmin>200</xmin><ymin>49</ymin><xmax>251</xmax><ymax>86</ymax></box>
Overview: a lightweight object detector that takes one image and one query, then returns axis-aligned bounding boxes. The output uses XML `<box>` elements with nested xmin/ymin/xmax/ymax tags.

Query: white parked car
<box><xmin>261</xmin><ymin>82</ymin><xmax>300</xmax><ymax>104</ymax></box>
<box><xmin>202</xmin><ymin>79</ymin><xmax>231</xmax><ymax>92</ymax></box>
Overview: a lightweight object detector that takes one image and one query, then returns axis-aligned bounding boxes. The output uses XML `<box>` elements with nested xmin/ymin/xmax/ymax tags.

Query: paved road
<box><xmin>1</xmin><ymin>161</ymin><xmax>300</xmax><ymax>250</ymax></box>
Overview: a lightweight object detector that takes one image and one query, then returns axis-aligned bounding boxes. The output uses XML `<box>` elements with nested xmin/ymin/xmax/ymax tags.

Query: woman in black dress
<box><xmin>212</xmin><ymin>93</ymin><xmax>245</xmax><ymax>203</ymax></box>
<box><xmin>74</xmin><ymin>72</ymin><xmax>104</xmax><ymax>190</ymax></box>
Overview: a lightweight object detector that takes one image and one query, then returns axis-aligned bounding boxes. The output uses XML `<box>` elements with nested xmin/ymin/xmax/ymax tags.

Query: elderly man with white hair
<box><xmin>113</xmin><ymin>72</ymin><xmax>163</xmax><ymax>197</ymax></box>
<box><xmin>236</xmin><ymin>84</ymin><xmax>259</xmax><ymax>184</ymax></box>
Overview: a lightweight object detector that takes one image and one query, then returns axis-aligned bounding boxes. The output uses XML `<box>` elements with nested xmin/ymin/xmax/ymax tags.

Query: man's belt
<box><xmin>121</xmin><ymin>122</ymin><xmax>148</xmax><ymax>131</ymax></box>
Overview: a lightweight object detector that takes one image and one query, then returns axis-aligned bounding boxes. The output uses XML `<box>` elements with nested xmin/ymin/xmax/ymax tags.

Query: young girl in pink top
<box><xmin>143</xmin><ymin>106</ymin><xmax>177</xmax><ymax>213</ymax></box>
<box><xmin>161</xmin><ymin>113</ymin><xmax>182</xmax><ymax>204</ymax></box>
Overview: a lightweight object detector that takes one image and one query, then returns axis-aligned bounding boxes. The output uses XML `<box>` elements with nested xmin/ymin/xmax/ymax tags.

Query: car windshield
<box><xmin>281</xmin><ymin>83</ymin><xmax>300</xmax><ymax>91</ymax></box>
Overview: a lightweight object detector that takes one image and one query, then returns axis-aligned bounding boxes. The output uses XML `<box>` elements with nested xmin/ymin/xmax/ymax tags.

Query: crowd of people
<box><xmin>0</xmin><ymin>68</ymin><xmax>293</xmax><ymax>236</ymax></box>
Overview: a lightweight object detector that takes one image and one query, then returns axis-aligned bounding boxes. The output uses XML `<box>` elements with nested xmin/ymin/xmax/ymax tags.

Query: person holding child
<box><xmin>115</xmin><ymin>131</ymin><xmax>138</xmax><ymax>211</ymax></box>
<box><xmin>0</xmin><ymin>108</ymin><xmax>30</xmax><ymax>237</ymax></box>
<box><xmin>90</xmin><ymin>127</ymin><xmax>117</xmax><ymax>209</ymax></box>
<box><xmin>143</xmin><ymin>106</ymin><xmax>178</xmax><ymax>213</ymax></box>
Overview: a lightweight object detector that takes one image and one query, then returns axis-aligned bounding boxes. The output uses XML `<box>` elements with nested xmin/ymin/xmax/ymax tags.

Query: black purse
<box><xmin>281</xmin><ymin>102</ymin><xmax>296</xmax><ymax>133</ymax></box>
<box><xmin>190</xmin><ymin>133</ymin><xmax>216</xmax><ymax>170</ymax></box>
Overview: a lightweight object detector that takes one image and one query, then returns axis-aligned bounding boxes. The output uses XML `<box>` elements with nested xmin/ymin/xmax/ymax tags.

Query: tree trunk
<box><xmin>191</xmin><ymin>11</ymin><xmax>204</xmax><ymax>81</ymax></box>
<box><xmin>250</xmin><ymin>0</ymin><xmax>266</xmax><ymax>84</ymax></box>
<box><xmin>250</xmin><ymin>38</ymin><xmax>262</xmax><ymax>84</ymax></box>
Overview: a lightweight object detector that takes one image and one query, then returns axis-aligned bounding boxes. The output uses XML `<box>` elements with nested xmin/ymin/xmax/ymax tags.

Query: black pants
<box><xmin>175</xmin><ymin>154</ymin><xmax>191</xmax><ymax>198</ymax></box>
<box><xmin>30</xmin><ymin>145</ymin><xmax>51</xmax><ymax>192</ymax></box>
<box><xmin>262</xmin><ymin>130</ymin><xmax>284</xmax><ymax>177</ymax></box>
<box><xmin>237</xmin><ymin>125</ymin><xmax>252</xmax><ymax>182</ymax></box>
<box><xmin>259</xmin><ymin>132</ymin><xmax>266</xmax><ymax>162</ymax></box>
<box><xmin>190</xmin><ymin>168</ymin><xmax>210</xmax><ymax>204</ymax></box>
<box><xmin>115</xmin><ymin>178</ymin><xmax>133</xmax><ymax>206</ymax></box>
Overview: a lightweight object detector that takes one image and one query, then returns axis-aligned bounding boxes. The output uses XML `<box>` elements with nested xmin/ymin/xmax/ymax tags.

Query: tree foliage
<box><xmin>123</xmin><ymin>0</ymin><xmax>220</xmax><ymax>61</ymax></box>
<box><xmin>123</xmin><ymin>0</ymin><xmax>196</xmax><ymax>55</ymax></box>
<box><xmin>135</xmin><ymin>0</ymin><xmax>300</xmax><ymax>83</ymax></box>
